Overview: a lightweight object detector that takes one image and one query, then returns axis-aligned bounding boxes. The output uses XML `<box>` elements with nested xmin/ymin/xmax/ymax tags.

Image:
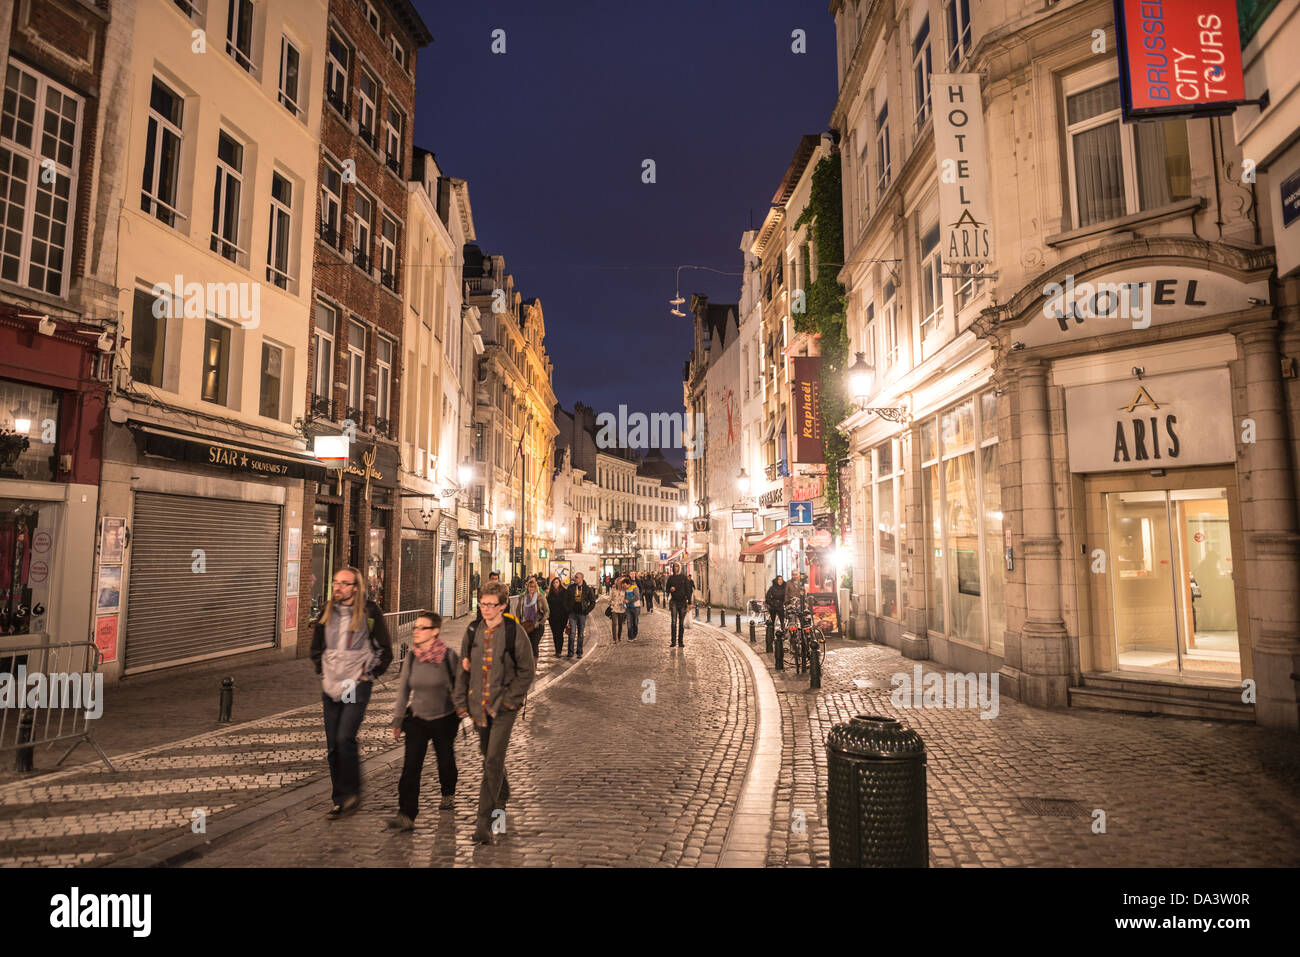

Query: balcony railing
<box><xmin>310</xmin><ymin>393</ymin><xmax>334</xmax><ymax>419</ymax></box>
<box><xmin>345</xmin><ymin>406</ymin><xmax>363</xmax><ymax>425</ymax></box>
<box><xmin>326</xmin><ymin>87</ymin><xmax>350</xmax><ymax>119</ymax></box>
<box><xmin>385</xmin><ymin>152</ymin><xmax>402</xmax><ymax>176</ymax></box>
<box><xmin>319</xmin><ymin>221</ymin><xmax>342</xmax><ymax>250</ymax></box>
<box><xmin>380</xmin><ymin>267</ymin><xmax>398</xmax><ymax>293</ymax></box>
<box><xmin>353</xmin><ymin>249</ymin><xmax>371</xmax><ymax>273</ymax></box>
<box><xmin>374</xmin><ymin>416</ymin><xmax>392</xmax><ymax>438</ymax></box>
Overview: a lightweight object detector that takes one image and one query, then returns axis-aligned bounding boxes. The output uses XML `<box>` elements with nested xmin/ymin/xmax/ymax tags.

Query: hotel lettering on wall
<box><xmin>932</xmin><ymin>74</ymin><xmax>992</xmax><ymax>264</ymax></box>
<box><xmin>1113</xmin><ymin>0</ymin><xmax>1247</xmax><ymax>120</ymax></box>
<box><xmin>790</xmin><ymin>357</ymin><xmax>824</xmax><ymax>464</ymax></box>
<box><xmin>1063</xmin><ymin>369</ymin><xmax>1235</xmax><ymax>473</ymax></box>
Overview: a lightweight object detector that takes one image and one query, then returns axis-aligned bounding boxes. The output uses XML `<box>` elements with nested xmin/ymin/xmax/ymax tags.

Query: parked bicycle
<box><xmin>782</xmin><ymin>600</ymin><xmax>826</xmax><ymax>683</ymax></box>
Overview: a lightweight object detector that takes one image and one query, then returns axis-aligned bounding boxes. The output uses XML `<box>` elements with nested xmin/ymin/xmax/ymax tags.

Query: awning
<box><xmin>132</xmin><ymin>422</ymin><xmax>330</xmax><ymax>482</ymax></box>
<box><xmin>658</xmin><ymin>547</ymin><xmax>686</xmax><ymax>565</ymax></box>
<box><xmin>739</xmin><ymin>525</ymin><xmax>791</xmax><ymax>563</ymax></box>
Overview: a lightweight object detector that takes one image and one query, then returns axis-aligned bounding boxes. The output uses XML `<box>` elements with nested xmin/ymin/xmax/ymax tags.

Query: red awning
<box><xmin>739</xmin><ymin>525</ymin><xmax>791</xmax><ymax>563</ymax></box>
<box><xmin>658</xmin><ymin>547</ymin><xmax>686</xmax><ymax>565</ymax></box>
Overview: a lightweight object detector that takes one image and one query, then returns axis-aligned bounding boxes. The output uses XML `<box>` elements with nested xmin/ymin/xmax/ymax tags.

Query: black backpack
<box><xmin>464</xmin><ymin>616</ymin><xmax>521</xmax><ymax>672</ymax></box>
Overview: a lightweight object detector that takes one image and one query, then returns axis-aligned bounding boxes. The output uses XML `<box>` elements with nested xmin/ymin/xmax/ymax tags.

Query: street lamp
<box><xmin>677</xmin><ymin>505</ymin><xmax>687</xmax><ymax>519</ymax></box>
<box><xmin>504</xmin><ymin>507</ymin><xmax>516</xmax><ymax>523</ymax></box>
<box><xmin>458</xmin><ymin>460</ymin><xmax>474</xmax><ymax>486</ymax></box>
<box><xmin>848</xmin><ymin>351</ymin><xmax>910</xmax><ymax>423</ymax></box>
<box><xmin>10</xmin><ymin>401</ymin><xmax>35</xmax><ymax>436</ymax></box>
<box><xmin>736</xmin><ymin>468</ymin><xmax>750</xmax><ymax>495</ymax></box>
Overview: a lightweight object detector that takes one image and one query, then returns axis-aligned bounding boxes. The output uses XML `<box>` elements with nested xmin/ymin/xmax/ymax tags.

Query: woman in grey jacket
<box><xmin>388</xmin><ymin>611</ymin><xmax>460</xmax><ymax>831</ymax></box>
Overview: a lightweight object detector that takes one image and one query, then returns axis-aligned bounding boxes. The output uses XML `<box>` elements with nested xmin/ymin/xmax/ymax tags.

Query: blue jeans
<box><xmin>626</xmin><ymin>605</ymin><xmax>640</xmax><ymax>639</ymax></box>
<box><xmin>567</xmin><ymin>612</ymin><xmax>587</xmax><ymax>654</ymax></box>
<box><xmin>322</xmin><ymin>680</ymin><xmax>372</xmax><ymax>805</ymax></box>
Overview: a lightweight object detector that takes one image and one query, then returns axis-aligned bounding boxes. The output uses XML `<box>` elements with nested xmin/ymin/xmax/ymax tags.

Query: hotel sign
<box><xmin>790</xmin><ymin>357</ymin><xmax>824</xmax><ymax>464</ymax></box>
<box><xmin>933</xmin><ymin>74</ymin><xmax>992</xmax><ymax>264</ymax></box>
<box><xmin>1114</xmin><ymin>0</ymin><xmax>1247</xmax><ymax>120</ymax></box>
<box><xmin>1064</xmin><ymin>368</ymin><xmax>1235</xmax><ymax>472</ymax></box>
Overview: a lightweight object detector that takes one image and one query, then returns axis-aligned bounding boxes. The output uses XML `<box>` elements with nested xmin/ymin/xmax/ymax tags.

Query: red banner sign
<box><xmin>790</xmin><ymin>357</ymin><xmax>824</xmax><ymax>464</ymax></box>
<box><xmin>1114</xmin><ymin>0</ymin><xmax>1246</xmax><ymax>119</ymax></box>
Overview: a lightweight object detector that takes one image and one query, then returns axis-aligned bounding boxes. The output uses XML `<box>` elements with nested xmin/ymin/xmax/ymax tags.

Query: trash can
<box><xmin>825</xmin><ymin>715</ymin><xmax>928</xmax><ymax>867</ymax></box>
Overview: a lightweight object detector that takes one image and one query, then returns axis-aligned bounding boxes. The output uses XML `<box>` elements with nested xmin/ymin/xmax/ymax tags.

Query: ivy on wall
<box><xmin>793</xmin><ymin>153</ymin><xmax>850</xmax><ymax>530</ymax></box>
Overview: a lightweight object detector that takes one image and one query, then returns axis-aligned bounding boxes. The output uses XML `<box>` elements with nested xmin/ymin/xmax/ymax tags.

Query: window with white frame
<box><xmin>0</xmin><ymin>64</ymin><xmax>82</xmax><ymax>297</ymax></box>
<box><xmin>357</xmin><ymin>68</ymin><xmax>378</xmax><ymax>146</ymax></box>
<box><xmin>210</xmin><ymin>131</ymin><xmax>245</xmax><ymax>263</ymax></box>
<box><xmin>363</xmin><ymin>1</ymin><xmax>381</xmax><ymax>34</ymax></box>
<box><xmin>912</xmin><ymin>13</ymin><xmax>932</xmax><ymax>128</ymax></box>
<box><xmin>376</xmin><ymin>335</ymin><xmax>393</xmax><ymax>431</ymax></box>
<box><xmin>266</xmin><ymin>171</ymin><xmax>293</xmax><ymax>289</ymax></box>
<box><xmin>857</xmin><ymin>139</ymin><xmax>871</xmax><ymax>229</ymax></box>
<box><xmin>313</xmin><ymin>302</ymin><xmax>336</xmax><ymax>409</ymax></box>
<box><xmin>919</xmin><ymin>222</ymin><xmax>943</xmax><ymax>339</ymax></box>
<box><xmin>346</xmin><ymin>319</ymin><xmax>366</xmax><ymax>416</ymax></box>
<box><xmin>352</xmin><ymin>188</ymin><xmax>373</xmax><ymax>270</ymax></box>
<box><xmin>943</xmin><ymin>0</ymin><xmax>972</xmax><ymax>71</ymax></box>
<box><xmin>861</xmin><ymin>301</ymin><xmax>876</xmax><ymax>370</ymax></box>
<box><xmin>384</xmin><ymin>102</ymin><xmax>404</xmax><ymax>172</ymax></box>
<box><xmin>390</xmin><ymin>35</ymin><xmax>407</xmax><ymax>71</ymax></box>
<box><xmin>379</xmin><ymin>213</ymin><xmax>398</xmax><ymax>288</ymax></box>
<box><xmin>225</xmin><ymin>0</ymin><xmax>256</xmax><ymax>74</ymax></box>
<box><xmin>131</xmin><ymin>284</ymin><xmax>172</xmax><ymax>388</ymax></box>
<box><xmin>141</xmin><ymin>77</ymin><xmax>184</xmax><ymax>227</ymax></box>
<box><xmin>260</xmin><ymin>340</ymin><xmax>284</xmax><ymax>420</ymax></box>
<box><xmin>320</xmin><ymin>159</ymin><xmax>343</xmax><ymax>249</ymax></box>
<box><xmin>278</xmin><ymin>36</ymin><xmax>301</xmax><ymax>117</ymax></box>
<box><xmin>1065</xmin><ymin>72</ymin><xmax>1191</xmax><ymax>229</ymax></box>
<box><xmin>172</xmin><ymin>0</ymin><xmax>205</xmax><ymax>22</ymax></box>
<box><xmin>880</xmin><ymin>279</ymin><xmax>900</xmax><ymax>373</ymax></box>
<box><xmin>326</xmin><ymin>30</ymin><xmax>349</xmax><ymax>114</ymax></box>
<box><xmin>953</xmin><ymin>262</ymin><xmax>984</xmax><ymax>312</ymax></box>
<box><xmin>201</xmin><ymin>319</ymin><xmax>233</xmax><ymax>406</ymax></box>
<box><xmin>875</xmin><ymin>98</ymin><xmax>891</xmax><ymax>194</ymax></box>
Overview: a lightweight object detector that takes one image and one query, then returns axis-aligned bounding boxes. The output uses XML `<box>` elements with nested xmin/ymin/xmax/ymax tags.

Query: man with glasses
<box><xmin>310</xmin><ymin>565</ymin><xmax>392</xmax><ymax>818</ymax></box>
<box><xmin>454</xmin><ymin>581</ymin><xmax>535</xmax><ymax>844</ymax></box>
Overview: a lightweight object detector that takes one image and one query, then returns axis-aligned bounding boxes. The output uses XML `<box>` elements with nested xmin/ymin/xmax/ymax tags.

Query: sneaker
<box><xmin>473</xmin><ymin>826</ymin><xmax>493</xmax><ymax>845</ymax></box>
<box><xmin>387</xmin><ymin>813</ymin><xmax>414</xmax><ymax>831</ymax></box>
<box><xmin>438</xmin><ymin>795</ymin><xmax>455</xmax><ymax>810</ymax></box>
<box><xmin>326</xmin><ymin>804</ymin><xmax>343</xmax><ymax>819</ymax></box>
<box><xmin>338</xmin><ymin>794</ymin><xmax>361</xmax><ymax>816</ymax></box>
<box><xmin>577</xmin><ymin>653</ymin><xmax>583</xmax><ymax>659</ymax></box>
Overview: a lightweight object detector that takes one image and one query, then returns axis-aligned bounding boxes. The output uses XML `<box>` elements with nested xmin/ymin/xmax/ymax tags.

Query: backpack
<box><xmin>464</xmin><ymin>616</ymin><xmax>521</xmax><ymax>672</ymax></box>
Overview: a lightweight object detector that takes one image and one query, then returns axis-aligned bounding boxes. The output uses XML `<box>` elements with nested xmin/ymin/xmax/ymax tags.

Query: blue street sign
<box><xmin>789</xmin><ymin>501</ymin><xmax>813</xmax><ymax>525</ymax></box>
<box><xmin>660</xmin><ymin>551</ymin><xmax>667</xmax><ymax>560</ymax></box>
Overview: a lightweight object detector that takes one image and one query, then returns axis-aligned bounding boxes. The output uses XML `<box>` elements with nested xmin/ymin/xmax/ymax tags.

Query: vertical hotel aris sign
<box><xmin>790</xmin><ymin>356</ymin><xmax>824</xmax><ymax>464</ymax></box>
<box><xmin>933</xmin><ymin>74</ymin><xmax>992</xmax><ymax>265</ymax></box>
<box><xmin>1113</xmin><ymin>0</ymin><xmax>1247</xmax><ymax>119</ymax></box>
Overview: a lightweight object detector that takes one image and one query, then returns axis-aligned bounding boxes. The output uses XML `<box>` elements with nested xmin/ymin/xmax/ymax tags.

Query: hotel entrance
<box><xmin>1081</xmin><ymin>468</ymin><xmax>1248</xmax><ymax>683</ymax></box>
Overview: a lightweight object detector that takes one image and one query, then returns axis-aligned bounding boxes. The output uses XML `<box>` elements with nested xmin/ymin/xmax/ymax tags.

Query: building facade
<box><xmin>832</xmin><ymin>0</ymin><xmax>1300</xmax><ymax>729</ymax></box>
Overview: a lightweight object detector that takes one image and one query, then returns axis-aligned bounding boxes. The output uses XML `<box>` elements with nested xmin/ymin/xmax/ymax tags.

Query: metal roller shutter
<box><xmin>125</xmin><ymin>492</ymin><xmax>281</xmax><ymax>672</ymax></box>
<box><xmin>400</xmin><ymin>533</ymin><xmax>435</xmax><ymax>612</ymax></box>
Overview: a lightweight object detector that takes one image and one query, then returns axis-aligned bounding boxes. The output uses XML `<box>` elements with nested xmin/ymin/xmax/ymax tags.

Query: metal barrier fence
<box><xmin>383</xmin><ymin>610</ymin><xmax>425</xmax><ymax>679</ymax></box>
<box><xmin>0</xmin><ymin>641</ymin><xmax>114</xmax><ymax>772</ymax></box>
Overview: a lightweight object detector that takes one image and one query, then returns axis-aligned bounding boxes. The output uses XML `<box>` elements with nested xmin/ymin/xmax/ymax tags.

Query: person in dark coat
<box><xmin>546</xmin><ymin>576</ymin><xmax>570</xmax><ymax>657</ymax></box>
<box><xmin>766</xmin><ymin>575</ymin><xmax>788</xmax><ymax>632</ymax></box>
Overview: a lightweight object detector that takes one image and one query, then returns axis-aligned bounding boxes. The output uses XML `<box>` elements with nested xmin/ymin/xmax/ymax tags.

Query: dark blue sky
<box><xmin>413</xmin><ymin>0</ymin><xmax>838</xmax><ymax>458</ymax></box>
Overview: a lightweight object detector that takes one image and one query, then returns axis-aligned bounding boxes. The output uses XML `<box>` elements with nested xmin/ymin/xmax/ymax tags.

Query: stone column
<box><xmin>1009</xmin><ymin>361</ymin><xmax>1070</xmax><ymax>707</ymax></box>
<box><xmin>1235</xmin><ymin>323</ymin><xmax>1300</xmax><ymax>730</ymax></box>
<box><xmin>899</xmin><ymin>424</ymin><xmax>930</xmax><ymax>659</ymax></box>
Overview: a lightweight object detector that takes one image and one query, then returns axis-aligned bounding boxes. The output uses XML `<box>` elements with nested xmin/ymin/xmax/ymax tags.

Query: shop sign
<box><xmin>1026</xmin><ymin>267</ymin><xmax>1269</xmax><ymax>348</ymax></box>
<box><xmin>138</xmin><ymin>427</ymin><xmax>329</xmax><ymax>482</ymax></box>
<box><xmin>1113</xmin><ymin>0</ymin><xmax>1246</xmax><ymax>120</ymax></box>
<box><xmin>1282</xmin><ymin>167</ymin><xmax>1300</xmax><ymax>230</ymax></box>
<box><xmin>789</xmin><ymin>357</ymin><xmax>825</xmax><ymax>464</ymax></box>
<box><xmin>933</xmin><ymin>73</ymin><xmax>992</xmax><ymax>264</ymax></box>
<box><xmin>758</xmin><ymin>486</ymin><xmax>784</xmax><ymax>509</ymax></box>
<box><xmin>789</xmin><ymin>473</ymin><xmax>825</xmax><ymax>502</ymax></box>
<box><xmin>1064</xmin><ymin>368</ymin><xmax>1234</xmax><ymax>472</ymax></box>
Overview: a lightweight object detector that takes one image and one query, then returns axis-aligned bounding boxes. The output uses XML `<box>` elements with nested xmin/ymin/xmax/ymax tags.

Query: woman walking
<box><xmin>509</xmin><ymin>576</ymin><xmax>549</xmax><ymax>661</ymax></box>
<box><xmin>623</xmin><ymin>576</ymin><xmax>642</xmax><ymax>641</ymax></box>
<box><xmin>546</xmin><ymin>576</ymin><xmax>569</xmax><ymax>657</ymax></box>
<box><xmin>608</xmin><ymin>576</ymin><xmax>627</xmax><ymax>642</ymax></box>
<box><xmin>388</xmin><ymin>611</ymin><xmax>459</xmax><ymax>831</ymax></box>
<box><xmin>310</xmin><ymin>565</ymin><xmax>392</xmax><ymax>819</ymax></box>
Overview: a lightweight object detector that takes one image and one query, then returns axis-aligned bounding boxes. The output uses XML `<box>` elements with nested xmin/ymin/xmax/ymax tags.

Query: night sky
<box><xmin>413</xmin><ymin>0</ymin><xmax>838</xmax><ymax>462</ymax></box>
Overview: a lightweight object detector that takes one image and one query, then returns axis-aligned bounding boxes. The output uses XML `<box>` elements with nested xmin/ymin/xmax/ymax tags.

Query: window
<box><xmin>376</xmin><ymin>336</ymin><xmax>393</xmax><ymax>431</ymax></box>
<box><xmin>943</xmin><ymin>0</ymin><xmax>972</xmax><ymax>71</ymax></box>
<box><xmin>880</xmin><ymin>281</ymin><xmax>900</xmax><ymax>373</ymax></box>
<box><xmin>357</xmin><ymin>69</ymin><xmax>378</xmax><ymax>147</ymax></box>
<box><xmin>210</xmin><ymin>131</ymin><xmax>244</xmax><ymax>263</ymax></box>
<box><xmin>384</xmin><ymin>102</ymin><xmax>404</xmax><ymax>173</ymax></box>
<box><xmin>320</xmin><ymin>160</ymin><xmax>342</xmax><ymax>249</ymax></box>
<box><xmin>352</xmin><ymin>188</ymin><xmax>373</xmax><ymax>270</ymax></box>
<box><xmin>875</xmin><ymin>439</ymin><xmax>903</xmax><ymax>619</ymax></box>
<box><xmin>313</xmin><ymin>302</ymin><xmax>336</xmax><ymax>413</ymax></box>
<box><xmin>390</xmin><ymin>36</ymin><xmax>407</xmax><ymax>71</ymax></box>
<box><xmin>379</xmin><ymin>213</ymin><xmax>398</xmax><ymax>290</ymax></box>
<box><xmin>226</xmin><ymin>0</ymin><xmax>256</xmax><ymax>74</ymax></box>
<box><xmin>326</xmin><ymin>31</ymin><xmax>349</xmax><ymax>114</ymax></box>
<box><xmin>260</xmin><ymin>341</ymin><xmax>283</xmax><ymax>420</ymax></box>
<box><xmin>953</xmin><ymin>262</ymin><xmax>984</xmax><ymax>312</ymax></box>
<box><xmin>363</xmin><ymin>1</ymin><xmax>381</xmax><ymax>33</ymax></box>
<box><xmin>346</xmin><ymin>319</ymin><xmax>366</xmax><ymax>417</ymax></box>
<box><xmin>267</xmin><ymin>171</ymin><xmax>292</xmax><ymax>289</ymax></box>
<box><xmin>202</xmin><ymin>320</ymin><xmax>232</xmax><ymax>406</ymax></box>
<box><xmin>173</xmin><ymin>0</ymin><xmax>204</xmax><ymax>21</ymax></box>
<box><xmin>875</xmin><ymin>99</ymin><xmax>891</xmax><ymax>194</ymax></box>
<box><xmin>1066</xmin><ymin>77</ymin><xmax>1191</xmax><ymax>229</ymax></box>
<box><xmin>278</xmin><ymin>36</ymin><xmax>301</xmax><ymax>116</ymax></box>
<box><xmin>131</xmin><ymin>286</ymin><xmax>170</xmax><ymax>387</ymax></box>
<box><xmin>912</xmin><ymin>14</ymin><xmax>932</xmax><ymax>128</ymax></box>
<box><xmin>0</xmin><ymin>64</ymin><xmax>82</xmax><ymax>297</ymax></box>
<box><xmin>861</xmin><ymin>302</ymin><xmax>876</xmax><ymax>370</ymax></box>
<box><xmin>857</xmin><ymin>140</ymin><xmax>871</xmax><ymax>229</ymax></box>
<box><xmin>920</xmin><ymin>222</ymin><xmax>943</xmax><ymax>339</ymax></box>
<box><xmin>141</xmin><ymin>78</ymin><xmax>184</xmax><ymax>227</ymax></box>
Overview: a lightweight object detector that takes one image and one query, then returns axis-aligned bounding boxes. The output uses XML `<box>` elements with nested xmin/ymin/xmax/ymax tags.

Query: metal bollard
<box><xmin>693</xmin><ymin>603</ymin><xmax>698</xmax><ymax>620</ymax></box>
<box><xmin>736</xmin><ymin>614</ymin><xmax>742</xmax><ymax>635</ymax></box>
<box><xmin>13</xmin><ymin>711</ymin><xmax>34</xmax><ymax>772</ymax></box>
<box><xmin>774</xmin><ymin>634</ymin><xmax>784</xmax><ymax>670</ymax></box>
<box><xmin>218</xmin><ymin>677</ymin><xmax>235</xmax><ymax>723</ymax></box>
<box><xmin>825</xmin><ymin>716</ymin><xmax>928</xmax><ymax>867</ymax></box>
<box><xmin>749</xmin><ymin>619</ymin><xmax>756</xmax><ymax>643</ymax></box>
<box><xmin>765</xmin><ymin>620</ymin><xmax>773</xmax><ymax>653</ymax></box>
<box><xmin>706</xmin><ymin>606</ymin><xmax>711</xmax><ymax>623</ymax></box>
<box><xmin>720</xmin><ymin>610</ymin><xmax>725</xmax><ymax>628</ymax></box>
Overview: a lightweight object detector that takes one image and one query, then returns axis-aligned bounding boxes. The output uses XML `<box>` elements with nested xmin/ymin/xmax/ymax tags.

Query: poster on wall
<box><xmin>96</xmin><ymin>565</ymin><xmax>122</xmax><ymax>614</ymax></box>
<box><xmin>94</xmin><ymin>615</ymin><xmax>118</xmax><ymax>664</ymax></box>
<box><xmin>100</xmin><ymin>517</ymin><xmax>126</xmax><ymax>564</ymax></box>
<box><xmin>285</xmin><ymin>596</ymin><xmax>298</xmax><ymax>631</ymax></box>
<box><xmin>285</xmin><ymin>561</ymin><xmax>300</xmax><ymax>594</ymax></box>
<box><xmin>549</xmin><ymin>560</ymin><xmax>572</xmax><ymax>584</ymax></box>
<box><xmin>809</xmin><ymin>592</ymin><xmax>839</xmax><ymax>636</ymax></box>
<box><xmin>287</xmin><ymin>526</ymin><xmax>301</xmax><ymax>559</ymax></box>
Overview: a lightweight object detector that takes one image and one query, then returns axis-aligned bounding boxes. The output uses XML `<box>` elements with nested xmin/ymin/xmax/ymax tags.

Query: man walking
<box><xmin>565</xmin><ymin>572</ymin><xmax>596</xmax><ymax>658</ymax></box>
<box><xmin>644</xmin><ymin>572</ymin><xmax>657</xmax><ymax>612</ymax></box>
<box><xmin>666</xmin><ymin>562</ymin><xmax>692</xmax><ymax>647</ymax></box>
<box><xmin>454</xmin><ymin>581</ymin><xmax>535</xmax><ymax>845</ymax></box>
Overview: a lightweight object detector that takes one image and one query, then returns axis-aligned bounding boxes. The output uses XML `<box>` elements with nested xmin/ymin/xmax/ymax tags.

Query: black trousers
<box><xmin>397</xmin><ymin>711</ymin><xmax>459</xmax><ymax>819</ymax></box>
<box><xmin>524</xmin><ymin>623</ymin><xmax>543</xmax><ymax>660</ymax></box>
<box><xmin>548</xmin><ymin>617</ymin><xmax>567</xmax><ymax>655</ymax></box>
<box><xmin>670</xmin><ymin>601</ymin><xmax>689</xmax><ymax>643</ymax></box>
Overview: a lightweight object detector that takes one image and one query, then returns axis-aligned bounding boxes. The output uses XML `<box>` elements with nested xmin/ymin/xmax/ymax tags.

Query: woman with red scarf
<box><xmin>388</xmin><ymin>611</ymin><xmax>461</xmax><ymax>831</ymax></box>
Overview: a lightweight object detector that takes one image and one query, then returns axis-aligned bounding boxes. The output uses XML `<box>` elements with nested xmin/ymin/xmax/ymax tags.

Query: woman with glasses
<box><xmin>387</xmin><ymin>611</ymin><xmax>459</xmax><ymax>831</ymax></box>
<box><xmin>310</xmin><ymin>565</ymin><xmax>392</xmax><ymax>819</ymax></box>
<box><xmin>508</xmin><ymin>576</ymin><xmax>549</xmax><ymax>661</ymax></box>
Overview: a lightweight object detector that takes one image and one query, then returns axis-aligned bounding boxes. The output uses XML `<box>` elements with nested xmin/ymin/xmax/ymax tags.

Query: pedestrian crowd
<box><xmin>309</xmin><ymin>561</ymin><xmax>694</xmax><ymax>844</ymax></box>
